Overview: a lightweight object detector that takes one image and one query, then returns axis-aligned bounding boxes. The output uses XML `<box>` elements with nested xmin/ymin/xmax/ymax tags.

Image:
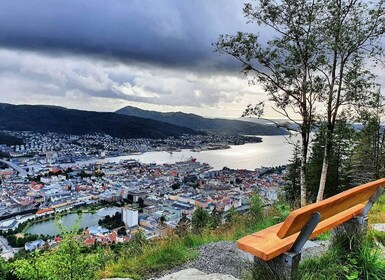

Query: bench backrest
<box><xmin>277</xmin><ymin>178</ymin><xmax>385</xmax><ymax>239</ymax></box>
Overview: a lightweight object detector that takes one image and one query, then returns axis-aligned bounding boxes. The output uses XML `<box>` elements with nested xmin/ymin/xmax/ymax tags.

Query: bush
<box><xmin>249</xmin><ymin>192</ymin><xmax>263</xmax><ymax>219</ymax></box>
<box><xmin>191</xmin><ymin>207</ymin><xmax>210</xmax><ymax>234</ymax></box>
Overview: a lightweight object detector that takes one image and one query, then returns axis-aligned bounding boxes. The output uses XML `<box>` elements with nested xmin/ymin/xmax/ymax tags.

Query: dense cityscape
<box><xmin>0</xmin><ymin>130</ymin><xmax>286</xmax><ymax>259</ymax></box>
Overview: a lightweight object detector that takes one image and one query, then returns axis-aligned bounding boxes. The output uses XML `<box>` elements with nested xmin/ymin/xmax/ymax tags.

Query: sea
<box><xmin>65</xmin><ymin>135</ymin><xmax>297</xmax><ymax>171</ymax></box>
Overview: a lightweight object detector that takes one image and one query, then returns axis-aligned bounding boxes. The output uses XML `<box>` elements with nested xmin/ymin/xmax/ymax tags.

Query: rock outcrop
<box><xmin>157</xmin><ymin>268</ymin><xmax>239</xmax><ymax>280</ymax></box>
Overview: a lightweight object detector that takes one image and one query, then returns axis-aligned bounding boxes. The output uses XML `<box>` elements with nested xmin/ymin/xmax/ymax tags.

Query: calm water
<box><xmin>66</xmin><ymin>135</ymin><xmax>296</xmax><ymax>170</ymax></box>
<box><xmin>26</xmin><ymin>207</ymin><xmax>121</xmax><ymax>236</ymax></box>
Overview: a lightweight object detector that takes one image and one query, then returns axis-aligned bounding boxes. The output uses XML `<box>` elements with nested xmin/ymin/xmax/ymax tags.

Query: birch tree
<box><xmin>316</xmin><ymin>0</ymin><xmax>385</xmax><ymax>201</ymax></box>
<box><xmin>215</xmin><ymin>0</ymin><xmax>325</xmax><ymax>206</ymax></box>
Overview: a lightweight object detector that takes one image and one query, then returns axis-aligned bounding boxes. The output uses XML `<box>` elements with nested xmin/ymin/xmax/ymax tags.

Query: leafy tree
<box><xmin>174</xmin><ymin>214</ymin><xmax>191</xmax><ymax>237</ymax></box>
<box><xmin>159</xmin><ymin>215</ymin><xmax>166</xmax><ymax>225</ymax></box>
<box><xmin>11</xmin><ymin>250</ymin><xmax>47</xmax><ymax>280</ymax></box>
<box><xmin>215</xmin><ymin>0</ymin><xmax>325</xmax><ymax>206</ymax></box>
<box><xmin>208</xmin><ymin>207</ymin><xmax>222</xmax><ymax>229</ymax></box>
<box><xmin>137</xmin><ymin>197</ymin><xmax>144</xmax><ymax>208</ymax></box>
<box><xmin>192</xmin><ymin>207</ymin><xmax>210</xmax><ymax>234</ymax></box>
<box><xmin>11</xmin><ymin>229</ymin><xmax>102</xmax><ymax>280</ymax></box>
<box><xmin>351</xmin><ymin>100</ymin><xmax>385</xmax><ymax>185</ymax></box>
<box><xmin>225</xmin><ymin>207</ymin><xmax>238</xmax><ymax>223</ymax></box>
<box><xmin>117</xmin><ymin>227</ymin><xmax>127</xmax><ymax>236</ymax></box>
<box><xmin>249</xmin><ymin>192</ymin><xmax>263</xmax><ymax>219</ymax></box>
<box><xmin>171</xmin><ymin>182</ymin><xmax>180</xmax><ymax>190</ymax></box>
<box><xmin>98</xmin><ymin>212</ymin><xmax>124</xmax><ymax>230</ymax></box>
<box><xmin>284</xmin><ymin>142</ymin><xmax>301</xmax><ymax>205</ymax></box>
<box><xmin>132</xmin><ymin>229</ymin><xmax>147</xmax><ymax>248</ymax></box>
<box><xmin>316</xmin><ymin>0</ymin><xmax>385</xmax><ymax>201</ymax></box>
<box><xmin>0</xmin><ymin>257</ymin><xmax>13</xmax><ymax>280</ymax></box>
<box><xmin>307</xmin><ymin>118</ymin><xmax>356</xmax><ymax>200</ymax></box>
<box><xmin>44</xmin><ymin>232</ymin><xmax>99</xmax><ymax>280</ymax></box>
<box><xmin>216</xmin><ymin>0</ymin><xmax>385</xmax><ymax>204</ymax></box>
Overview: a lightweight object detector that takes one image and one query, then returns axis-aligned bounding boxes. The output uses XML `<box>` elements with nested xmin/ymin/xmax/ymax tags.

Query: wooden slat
<box><xmin>237</xmin><ymin>203</ymin><xmax>365</xmax><ymax>261</ymax></box>
<box><xmin>277</xmin><ymin>179</ymin><xmax>385</xmax><ymax>238</ymax></box>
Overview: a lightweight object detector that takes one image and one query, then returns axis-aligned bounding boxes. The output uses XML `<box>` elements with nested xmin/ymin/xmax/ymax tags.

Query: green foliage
<box><xmin>174</xmin><ymin>215</ymin><xmax>191</xmax><ymax>237</ymax></box>
<box><xmin>314</xmin><ymin>231</ymin><xmax>332</xmax><ymax>241</ymax></box>
<box><xmin>306</xmin><ymin>119</ymin><xmax>356</xmax><ymax>200</ymax></box>
<box><xmin>6</xmin><ymin>233</ymin><xmax>49</xmax><ymax>247</ymax></box>
<box><xmin>143</xmin><ymin>240</ymin><xmax>196</xmax><ymax>271</ymax></box>
<box><xmin>98</xmin><ymin>212</ymin><xmax>124</xmax><ymax>230</ymax></box>
<box><xmin>100</xmin><ymin>204</ymin><xmax>279</xmax><ymax>279</ymax></box>
<box><xmin>10</xmin><ymin>230</ymin><xmax>103</xmax><ymax>280</ymax></box>
<box><xmin>351</xmin><ymin>112</ymin><xmax>385</xmax><ymax>185</ymax></box>
<box><xmin>191</xmin><ymin>207</ymin><xmax>210</xmax><ymax>234</ymax></box>
<box><xmin>284</xmin><ymin>143</ymin><xmax>301</xmax><ymax>206</ymax></box>
<box><xmin>171</xmin><ymin>182</ymin><xmax>180</xmax><ymax>190</ymax></box>
<box><xmin>300</xmin><ymin>231</ymin><xmax>385</xmax><ymax>280</ymax></box>
<box><xmin>249</xmin><ymin>192</ymin><xmax>263</xmax><ymax>219</ymax></box>
<box><xmin>0</xmin><ymin>257</ymin><xmax>13</xmax><ymax>280</ymax></box>
<box><xmin>271</xmin><ymin>202</ymin><xmax>291</xmax><ymax>223</ymax></box>
<box><xmin>208</xmin><ymin>207</ymin><xmax>222</xmax><ymax>229</ymax></box>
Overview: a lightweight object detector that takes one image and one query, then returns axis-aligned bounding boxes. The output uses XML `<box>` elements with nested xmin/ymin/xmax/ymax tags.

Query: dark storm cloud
<box><xmin>0</xmin><ymin>0</ymin><xmax>250</xmax><ymax>69</ymax></box>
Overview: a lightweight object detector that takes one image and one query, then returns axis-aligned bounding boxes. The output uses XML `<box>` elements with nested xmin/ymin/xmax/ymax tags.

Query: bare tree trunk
<box><xmin>300</xmin><ymin>147</ymin><xmax>307</xmax><ymax>206</ymax></box>
<box><xmin>317</xmin><ymin>136</ymin><xmax>331</xmax><ymax>202</ymax></box>
<box><xmin>300</xmin><ymin>132</ymin><xmax>308</xmax><ymax>206</ymax></box>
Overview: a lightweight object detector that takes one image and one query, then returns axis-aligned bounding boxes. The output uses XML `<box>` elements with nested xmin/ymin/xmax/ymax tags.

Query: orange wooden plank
<box><xmin>277</xmin><ymin>179</ymin><xmax>385</xmax><ymax>238</ymax></box>
<box><xmin>237</xmin><ymin>204</ymin><xmax>365</xmax><ymax>261</ymax></box>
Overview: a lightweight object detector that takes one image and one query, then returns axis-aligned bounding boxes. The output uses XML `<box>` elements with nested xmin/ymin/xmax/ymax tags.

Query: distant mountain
<box><xmin>0</xmin><ymin>103</ymin><xmax>202</xmax><ymax>139</ymax></box>
<box><xmin>116</xmin><ymin>106</ymin><xmax>288</xmax><ymax>135</ymax></box>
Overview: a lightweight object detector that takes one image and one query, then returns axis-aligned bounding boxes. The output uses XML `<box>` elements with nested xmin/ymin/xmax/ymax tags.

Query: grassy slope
<box><xmin>99</xmin><ymin>197</ymin><xmax>385</xmax><ymax>280</ymax></box>
<box><xmin>99</xmin><ymin>208</ymin><xmax>282</xmax><ymax>279</ymax></box>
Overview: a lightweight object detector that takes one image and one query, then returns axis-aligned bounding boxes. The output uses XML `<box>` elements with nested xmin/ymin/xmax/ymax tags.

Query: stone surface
<box><xmin>301</xmin><ymin>240</ymin><xmax>331</xmax><ymax>259</ymax></box>
<box><xmin>157</xmin><ymin>268</ymin><xmax>239</xmax><ymax>280</ymax></box>
<box><xmin>372</xmin><ymin>223</ymin><xmax>385</xmax><ymax>232</ymax></box>
<box><xmin>102</xmin><ymin>278</ymin><xmax>133</xmax><ymax>280</ymax></box>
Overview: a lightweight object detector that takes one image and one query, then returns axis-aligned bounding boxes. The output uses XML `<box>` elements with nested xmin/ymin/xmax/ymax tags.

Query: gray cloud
<box><xmin>0</xmin><ymin>1</ymin><xmax>279</xmax><ymax>118</ymax></box>
<box><xmin>0</xmin><ymin>49</ymin><xmax>266</xmax><ymax>117</ymax></box>
<box><xmin>0</xmin><ymin>0</ymin><xmax>252</xmax><ymax>70</ymax></box>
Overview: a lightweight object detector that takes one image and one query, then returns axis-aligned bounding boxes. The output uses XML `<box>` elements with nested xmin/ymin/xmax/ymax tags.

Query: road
<box><xmin>0</xmin><ymin>159</ymin><xmax>28</xmax><ymax>177</ymax></box>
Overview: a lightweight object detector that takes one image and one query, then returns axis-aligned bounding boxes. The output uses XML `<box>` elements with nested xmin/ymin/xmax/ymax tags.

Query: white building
<box><xmin>122</xmin><ymin>207</ymin><xmax>138</xmax><ymax>228</ymax></box>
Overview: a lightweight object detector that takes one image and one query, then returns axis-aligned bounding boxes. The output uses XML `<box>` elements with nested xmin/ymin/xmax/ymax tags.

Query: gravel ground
<box><xmin>151</xmin><ymin>242</ymin><xmax>252</xmax><ymax>280</ymax></box>
<box><xmin>150</xmin><ymin>240</ymin><xmax>332</xmax><ymax>280</ymax></box>
<box><xmin>180</xmin><ymin>242</ymin><xmax>252</xmax><ymax>279</ymax></box>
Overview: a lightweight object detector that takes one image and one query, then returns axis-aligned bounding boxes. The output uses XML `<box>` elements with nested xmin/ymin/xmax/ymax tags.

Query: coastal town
<box><xmin>0</xmin><ymin>130</ymin><xmax>287</xmax><ymax>259</ymax></box>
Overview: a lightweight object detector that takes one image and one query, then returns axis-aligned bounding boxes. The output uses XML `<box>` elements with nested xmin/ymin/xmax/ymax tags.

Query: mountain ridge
<box><xmin>0</xmin><ymin>103</ymin><xmax>202</xmax><ymax>139</ymax></box>
<box><xmin>116</xmin><ymin>105</ymin><xmax>288</xmax><ymax>135</ymax></box>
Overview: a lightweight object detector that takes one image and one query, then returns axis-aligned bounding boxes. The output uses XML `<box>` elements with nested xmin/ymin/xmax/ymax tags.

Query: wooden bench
<box><xmin>237</xmin><ymin>178</ymin><xmax>385</xmax><ymax>279</ymax></box>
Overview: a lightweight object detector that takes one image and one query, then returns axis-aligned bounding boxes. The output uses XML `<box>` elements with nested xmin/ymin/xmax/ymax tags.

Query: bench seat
<box><xmin>238</xmin><ymin>203</ymin><xmax>366</xmax><ymax>261</ymax></box>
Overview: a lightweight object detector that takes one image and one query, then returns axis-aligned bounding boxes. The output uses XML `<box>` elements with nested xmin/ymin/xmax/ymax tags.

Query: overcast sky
<box><xmin>0</xmin><ymin>0</ymin><xmax>277</xmax><ymax>118</ymax></box>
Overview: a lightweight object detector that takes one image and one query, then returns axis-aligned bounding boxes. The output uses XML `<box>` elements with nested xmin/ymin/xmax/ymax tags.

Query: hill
<box><xmin>0</xmin><ymin>103</ymin><xmax>201</xmax><ymax>139</ymax></box>
<box><xmin>116</xmin><ymin>106</ymin><xmax>288</xmax><ymax>135</ymax></box>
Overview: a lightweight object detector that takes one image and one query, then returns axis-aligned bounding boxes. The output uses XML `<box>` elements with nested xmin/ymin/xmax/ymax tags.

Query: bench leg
<box><xmin>333</xmin><ymin>215</ymin><xmax>368</xmax><ymax>249</ymax></box>
<box><xmin>254</xmin><ymin>252</ymin><xmax>301</xmax><ymax>280</ymax></box>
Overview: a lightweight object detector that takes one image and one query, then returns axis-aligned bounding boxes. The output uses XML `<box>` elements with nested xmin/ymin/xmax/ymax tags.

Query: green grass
<box><xmin>369</xmin><ymin>194</ymin><xmax>385</xmax><ymax>225</ymax></box>
<box><xmin>99</xmin><ymin>211</ymin><xmax>278</xmax><ymax>279</ymax></box>
<box><xmin>313</xmin><ymin>231</ymin><xmax>332</xmax><ymax>241</ymax></box>
<box><xmin>299</xmin><ymin>239</ymin><xmax>385</xmax><ymax>280</ymax></box>
<box><xmin>369</xmin><ymin>230</ymin><xmax>385</xmax><ymax>247</ymax></box>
